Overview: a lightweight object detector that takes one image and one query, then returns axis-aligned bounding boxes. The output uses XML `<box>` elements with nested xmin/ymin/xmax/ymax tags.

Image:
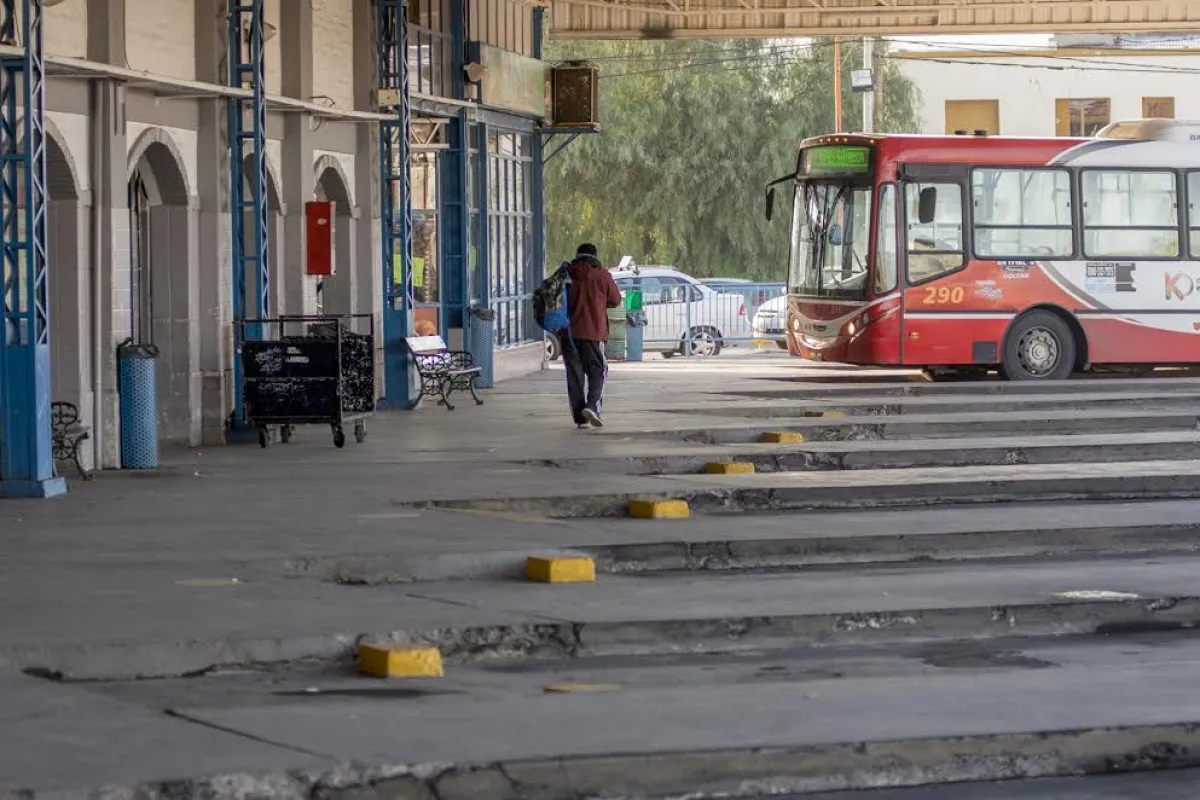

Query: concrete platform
<box><xmin>541</xmin><ymin>430</ymin><xmax>1200</xmax><ymax>474</ymax></box>
<box><xmin>62</xmin><ymin>659</ymin><xmax>1200</xmax><ymax>798</ymax></box>
<box><xmin>9</xmin><ymin>355</ymin><xmax>1200</xmax><ymax>797</ymax></box>
<box><xmin>624</xmin><ymin>407</ymin><xmax>1200</xmax><ymax>444</ymax></box>
<box><xmin>427</xmin><ymin>459</ymin><xmax>1200</xmax><ymax>516</ymax></box>
<box><xmin>659</xmin><ymin>389</ymin><xmax>1200</xmax><ymax>418</ymax></box>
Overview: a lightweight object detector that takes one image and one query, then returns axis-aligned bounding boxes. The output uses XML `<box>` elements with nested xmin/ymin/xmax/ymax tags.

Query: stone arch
<box><xmin>313</xmin><ymin>154</ymin><xmax>353</xmax><ymax>213</ymax></box>
<box><xmin>312</xmin><ymin>156</ymin><xmax>356</xmax><ymax>316</ymax></box>
<box><xmin>35</xmin><ymin>116</ymin><xmax>90</xmax><ymax>469</ymax></box>
<box><xmin>126</xmin><ymin>126</ymin><xmax>199</xmax><ymax>450</ymax></box>
<box><xmin>241</xmin><ymin>153</ymin><xmax>282</xmax><ymax>211</ymax></box>
<box><xmin>126</xmin><ymin>127</ymin><xmax>191</xmax><ymax>206</ymax></box>
<box><xmin>14</xmin><ymin>116</ymin><xmax>81</xmax><ymax>201</ymax></box>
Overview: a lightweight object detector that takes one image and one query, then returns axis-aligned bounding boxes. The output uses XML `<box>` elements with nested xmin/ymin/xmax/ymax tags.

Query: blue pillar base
<box><xmin>0</xmin><ymin>476</ymin><xmax>68</xmax><ymax>498</ymax></box>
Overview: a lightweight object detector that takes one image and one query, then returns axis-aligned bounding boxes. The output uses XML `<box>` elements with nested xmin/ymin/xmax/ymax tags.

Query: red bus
<box><xmin>764</xmin><ymin>119</ymin><xmax>1200</xmax><ymax>380</ymax></box>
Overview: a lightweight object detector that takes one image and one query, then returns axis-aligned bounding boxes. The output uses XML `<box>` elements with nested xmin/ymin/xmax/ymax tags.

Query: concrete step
<box><xmin>730</xmin><ymin>374</ymin><xmax>1200</xmax><ymax>399</ymax></box>
<box><xmin>88</xmin><ymin>656</ymin><xmax>1200</xmax><ymax>799</ymax></box>
<box><xmin>796</xmin><ymin>770</ymin><xmax>1200</xmax><ymax>800</ymax></box>
<box><xmin>640</xmin><ymin>407</ymin><xmax>1200</xmax><ymax>444</ymax></box>
<box><xmin>540</xmin><ymin>430</ymin><xmax>1200</xmax><ymax>475</ymax></box>
<box><xmin>290</xmin><ymin>499</ymin><xmax>1200</xmax><ymax>585</ymax></box>
<box><xmin>391</xmin><ymin>554</ymin><xmax>1200</xmax><ymax>661</ymax></box>
<box><xmin>662</xmin><ymin>389</ymin><xmax>1200</xmax><ymax>419</ymax></box>
<box><xmin>426</xmin><ymin>459</ymin><xmax>1200</xmax><ymax>518</ymax></box>
<box><xmin>41</xmin><ymin>634</ymin><xmax>1200</xmax><ymax>798</ymax></box>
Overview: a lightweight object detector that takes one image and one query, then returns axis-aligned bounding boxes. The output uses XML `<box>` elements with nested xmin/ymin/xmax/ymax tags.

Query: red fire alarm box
<box><xmin>306</xmin><ymin>201</ymin><xmax>335</xmax><ymax>276</ymax></box>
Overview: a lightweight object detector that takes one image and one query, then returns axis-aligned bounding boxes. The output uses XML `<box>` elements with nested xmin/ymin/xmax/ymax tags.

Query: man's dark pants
<box><xmin>559</xmin><ymin>334</ymin><xmax>607</xmax><ymax>424</ymax></box>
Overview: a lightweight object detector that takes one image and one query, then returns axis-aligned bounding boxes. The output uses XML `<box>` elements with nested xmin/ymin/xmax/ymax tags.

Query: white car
<box><xmin>752</xmin><ymin>294</ymin><xmax>790</xmax><ymax>350</ymax></box>
<box><xmin>611</xmin><ymin>264</ymin><xmax>750</xmax><ymax>357</ymax></box>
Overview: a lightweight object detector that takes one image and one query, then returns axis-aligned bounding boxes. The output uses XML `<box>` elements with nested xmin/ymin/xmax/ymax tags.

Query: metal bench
<box><xmin>51</xmin><ymin>401</ymin><xmax>92</xmax><ymax>480</ymax></box>
<box><xmin>406</xmin><ymin>335</ymin><xmax>484</xmax><ymax>411</ymax></box>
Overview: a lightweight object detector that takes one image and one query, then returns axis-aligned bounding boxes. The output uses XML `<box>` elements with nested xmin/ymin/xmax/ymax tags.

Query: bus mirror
<box><xmin>918</xmin><ymin>187</ymin><xmax>937</xmax><ymax>224</ymax></box>
<box><xmin>765</xmin><ymin>186</ymin><xmax>776</xmax><ymax>221</ymax></box>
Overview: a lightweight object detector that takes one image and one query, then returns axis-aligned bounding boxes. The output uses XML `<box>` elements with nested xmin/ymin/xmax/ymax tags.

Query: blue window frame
<box><xmin>487</xmin><ymin>130</ymin><xmax>534</xmax><ymax>348</ymax></box>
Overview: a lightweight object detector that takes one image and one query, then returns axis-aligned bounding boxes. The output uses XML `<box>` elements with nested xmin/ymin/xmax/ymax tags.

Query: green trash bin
<box><xmin>605</xmin><ymin>307</ymin><xmax>627</xmax><ymax>362</ymax></box>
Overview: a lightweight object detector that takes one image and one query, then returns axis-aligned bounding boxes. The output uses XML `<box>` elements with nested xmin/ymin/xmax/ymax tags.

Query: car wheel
<box><xmin>544</xmin><ymin>335</ymin><xmax>561</xmax><ymax>362</ymax></box>
<box><xmin>1001</xmin><ymin>310</ymin><xmax>1076</xmax><ymax>381</ymax></box>
<box><xmin>686</xmin><ymin>327</ymin><xmax>722</xmax><ymax>357</ymax></box>
<box><xmin>775</xmin><ymin>340</ymin><xmax>789</xmax><ymax>350</ymax></box>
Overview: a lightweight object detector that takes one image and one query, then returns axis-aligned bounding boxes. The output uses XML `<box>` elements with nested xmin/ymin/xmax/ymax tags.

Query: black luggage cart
<box><xmin>238</xmin><ymin>314</ymin><xmax>376</xmax><ymax>448</ymax></box>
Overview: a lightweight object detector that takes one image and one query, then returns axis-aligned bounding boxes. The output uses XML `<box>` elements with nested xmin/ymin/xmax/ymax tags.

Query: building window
<box><xmin>972</xmin><ymin>168</ymin><xmax>1074</xmax><ymax>258</ymax></box>
<box><xmin>905</xmin><ymin>182</ymin><xmax>964</xmax><ymax>284</ymax></box>
<box><xmin>944</xmin><ymin>99</ymin><xmax>999</xmax><ymax>136</ymax></box>
<box><xmin>1143</xmin><ymin>97</ymin><xmax>1175</xmax><ymax>119</ymax></box>
<box><xmin>407</xmin><ymin>0</ymin><xmax>454</xmax><ymax>98</ymax></box>
<box><xmin>874</xmin><ymin>184</ymin><xmax>898</xmax><ymax>295</ymax></box>
<box><xmin>1081</xmin><ymin>169</ymin><xmax>1179</xmax><ymax>258</ymax></box>
<box><xmin>487</xmin><ymin>131</ymin><xmax>534</xmax><ymax>348</ymax></box>
<box><xmin>1055</xmin><ymin>98</ymin><xmax>1110</xmax><ymax>136</ymax></box>
<box><xmin>411</xmin><ymin>151</ymin><xmax>440</xmax><ymax>335</ymax></box>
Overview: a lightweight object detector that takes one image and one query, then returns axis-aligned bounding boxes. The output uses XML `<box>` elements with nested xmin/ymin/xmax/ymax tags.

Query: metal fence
<box><xmin>636</xmin><ymin>280</ymin><xmax>786</xmax><ymax>357</ymax></box>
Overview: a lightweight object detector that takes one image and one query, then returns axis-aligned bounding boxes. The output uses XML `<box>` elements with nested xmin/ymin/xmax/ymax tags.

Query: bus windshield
<box><xmin>788</xmin><ymin>180</ymin><xmax>872</xmax><ymax>300</ymax></box>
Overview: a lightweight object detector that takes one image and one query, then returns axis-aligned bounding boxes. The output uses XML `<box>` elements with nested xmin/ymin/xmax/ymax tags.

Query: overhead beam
<box><xmin>548</xmin><ymin>0</ymin><xmax>1200</xmax><ymax>38</ymax></box>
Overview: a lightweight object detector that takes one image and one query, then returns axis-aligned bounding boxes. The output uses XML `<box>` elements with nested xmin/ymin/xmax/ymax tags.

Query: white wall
<box><xmin>126</xmin><ymin>0</ymin><xmax>196</xmax><ymax>81</ymax></box>
<box><xmin>46</xmin><ymin>0</ymin><xmax>87</xmax><ymax>58</ymax></box>
<box><xmin>895</xmin><ymin>52</ymin><xmax>1200</xmax><ymax>136</ymax></box>
<box><xmin>312</xmin><ymin>0</ymin><xmax>356</xmax><ymax>112</ymax></box>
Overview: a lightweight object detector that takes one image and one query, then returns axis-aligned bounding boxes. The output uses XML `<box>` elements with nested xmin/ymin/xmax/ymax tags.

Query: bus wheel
<box><xmin>1002</xmin><ymin>310</ymin><xmax>1076</xmax><ymax>381</ymax></box>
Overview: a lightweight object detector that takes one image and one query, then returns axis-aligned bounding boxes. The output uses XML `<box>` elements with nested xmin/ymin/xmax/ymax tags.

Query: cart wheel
<box><xmin>258</xmin><ymin>428</ymin><xmax>268</xmax><ymax>449</ymax></box>
<box><xmin>280</xmin><ymin>425</ymin><xmax>291</xmax><ymax>444</ymax></box>
<box><xmin>333</xmin><ymin>426</ymin><xmax>346</xmax><ymax>448</ymax></box>
<box><xmin>354</xmin><ymin>422</ymin><xmax>366</xmax><ymax>444</ymax></box>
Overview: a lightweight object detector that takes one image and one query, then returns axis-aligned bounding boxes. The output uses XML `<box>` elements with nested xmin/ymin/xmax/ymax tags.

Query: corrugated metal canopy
<box><xmin>548</xmin><ymin>0</ymin><xmax>1200</xmax><ymax>39</ymax></box>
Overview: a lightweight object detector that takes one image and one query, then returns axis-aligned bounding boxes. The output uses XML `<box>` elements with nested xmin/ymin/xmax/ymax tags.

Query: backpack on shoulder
<box><xmin>533</xmin><ymin>261</ymin><xmax>572</xmax><ymax>333</ymax></box>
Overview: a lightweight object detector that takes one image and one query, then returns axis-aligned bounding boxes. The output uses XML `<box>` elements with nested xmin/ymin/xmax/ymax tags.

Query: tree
<box><xmin>543</xmin><ymin>38</ymin><xmax>921</xmax><ymax>281</ymax></box>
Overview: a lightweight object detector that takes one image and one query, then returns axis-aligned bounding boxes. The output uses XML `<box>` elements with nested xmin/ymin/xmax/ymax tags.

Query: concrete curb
<box><xmin>14</xmin><ymin>722</ymin><xmax>1200</xmax><ymax>799</ymax></box>
<box><xmin>307</xmin><ymin>522</ymin><xmax>1200</xmax><ymax>585</ymax></box>
<box><xmin>7</xmin><ymin>595</ymin><xmax>1200</xmax><ymax>681</ymax></box>
<box><xmin>536</xmin><ymin>439</ymin><xmax>1200</xmax><ymax>475</ymax></box>
<box><xmin>418</xmin><ymin>472</ymin><xmax>1200</xmax><ymax>518</ymax></box>
<box><xmin>652</xmin><ymin>410</ymin><xmax>1200</xmax><ymax>445</ymax></box>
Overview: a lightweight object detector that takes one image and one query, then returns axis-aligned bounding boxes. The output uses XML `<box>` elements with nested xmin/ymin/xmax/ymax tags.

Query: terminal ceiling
<box><xmin>546</xmin><ymin>0</ymin><xmax>1199</xmax><ymax>39</ymax></box>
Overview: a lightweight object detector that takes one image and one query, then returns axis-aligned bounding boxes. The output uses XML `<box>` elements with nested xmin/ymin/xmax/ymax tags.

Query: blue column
<box><xmin>227</xmin><ymin>0</ymin><xmax>269</xmax><ymax>432</ymax></box>
<box><xmin>0</xmin><ymin>0</ymin><xmax>64</xmax><ymax>498</ymax></box>
<box><xmin>531</xmin><ymin>8</ymin><xmax>547</xmax><ymax>280</ymax></box>
<box><xmin>440</xmin><ymin>115</ymin><xmax>468</xmax><ymax>335</ymax></box>
<box><xmin>377</xmin><ymin>0</ymin><xmax>415</xmax><ymax>408</ymax></box>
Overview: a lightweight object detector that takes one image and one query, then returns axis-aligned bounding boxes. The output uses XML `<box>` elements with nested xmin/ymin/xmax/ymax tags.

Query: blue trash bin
<box><xmin>626</xmin><ymin>310</ymin><xmax>647</xmax><ymax>362</ymax></box>
<box><xmin>118</xmin><ymin>340</ymin><xmax>159</xmax><ymax>469</ymax></box>
<box><xmin>468</xmin><ymin>306</ymin><xmax>495</xmax><ymax>388</ymax></box>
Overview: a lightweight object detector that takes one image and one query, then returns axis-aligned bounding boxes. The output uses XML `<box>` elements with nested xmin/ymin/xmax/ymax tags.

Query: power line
<box><xmin>589</xmin><ymin>34</ymin><xmax>1200</xmax><ymax>80</ymax></box>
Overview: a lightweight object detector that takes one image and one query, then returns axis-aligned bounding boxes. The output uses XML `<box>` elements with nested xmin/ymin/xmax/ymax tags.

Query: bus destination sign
<box><xmin>803</xmin><ymin>145</ymin><xmax>872</xmax><ymax>176</ymax></box>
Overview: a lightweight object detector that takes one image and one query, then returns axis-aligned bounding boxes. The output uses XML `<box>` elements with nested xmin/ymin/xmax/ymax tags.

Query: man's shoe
<box><xmin>582</xmin><ymin>408</ymin><xmax>604</xmax><ymax>428</ymax></box>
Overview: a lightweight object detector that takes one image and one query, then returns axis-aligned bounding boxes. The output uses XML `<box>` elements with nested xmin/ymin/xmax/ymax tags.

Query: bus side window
<box><xmin>1082</xmin><ymin>169</ymin><xmax>1179</xmax><ymax>259</ymax></box>
<box><xmin>874</xmin><ymin>184</ymin><xmax>898</xmax><ymax>295</ymax></box>
<box><xmin>972</xmin><ymin>168</ymin><xmax>1073</xmax><ymax>258</ymax></box>
<box><xmin>1188</xmin><ymin>172</ymin><xmax>1200</xmax><ymax>257</ymax></box>
<box><xmin>905</xmin><ymin>182</ymin><xmax>964</xmax><ymax>284</ymax></box>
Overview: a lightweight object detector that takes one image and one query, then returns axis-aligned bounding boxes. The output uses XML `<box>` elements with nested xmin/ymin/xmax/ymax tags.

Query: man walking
<box><xmin>560</xmin><ymin>243</ymin><xmax>622</xmax><ymax>428</ymax></box>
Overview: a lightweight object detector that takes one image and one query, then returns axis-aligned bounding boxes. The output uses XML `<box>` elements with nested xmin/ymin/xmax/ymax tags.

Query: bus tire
<box><xmin>1001</xmin><ymin>310</ymin><xmax>1076</xmax><ymax>381</ymax></box>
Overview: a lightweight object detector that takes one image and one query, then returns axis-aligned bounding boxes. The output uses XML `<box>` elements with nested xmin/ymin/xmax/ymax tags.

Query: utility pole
<box><xmin>832</xmin><ymin>37</ymin><xmax>842</xmax><ymax>133</ymax></box>
<box><xmin>862</xmin><ymin>37</ymin><xmax>874</xmax><ymax>134</ymax></box>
